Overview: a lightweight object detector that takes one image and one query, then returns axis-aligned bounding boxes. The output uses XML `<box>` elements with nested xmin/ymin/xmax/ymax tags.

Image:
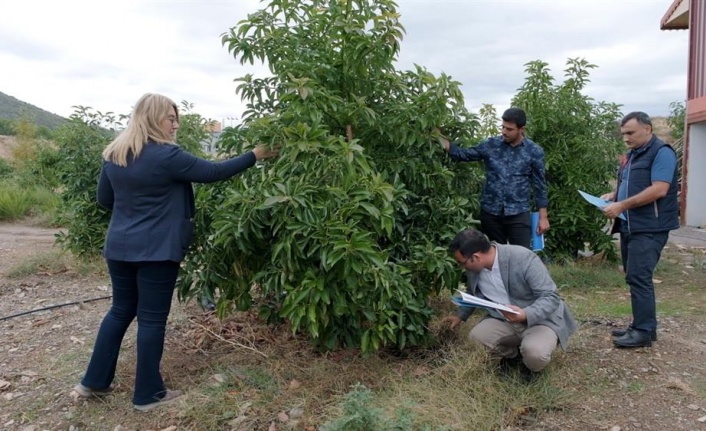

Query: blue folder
<box><xmin>531</xmin><ymin>211</ymin><xmax>544</xmax><ymax>252</ymax></box>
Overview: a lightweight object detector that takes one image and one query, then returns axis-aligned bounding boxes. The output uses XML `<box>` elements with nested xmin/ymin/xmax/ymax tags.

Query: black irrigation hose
<box><xmin>0</xmin><ymin>295</ymin><xmax>112</xmax><ymax>322</ymax></box>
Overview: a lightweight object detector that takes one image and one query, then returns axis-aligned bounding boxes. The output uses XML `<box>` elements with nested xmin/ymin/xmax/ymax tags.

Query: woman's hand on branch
<box><xmin>253</xmin><ymin>144</ymin><xmax>281</xmax><ymax>160</ymax></box>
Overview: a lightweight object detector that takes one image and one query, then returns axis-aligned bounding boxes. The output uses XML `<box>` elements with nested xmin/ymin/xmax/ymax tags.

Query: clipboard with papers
<box><xmin>578</xmin><ymin>190</ymin><xmax>626</xmax><ymax>220</ymax></box>
<box><xmin>452</xmin><ymin>290</ymin><xmax>520</xmax><ymax>315</ymax></box>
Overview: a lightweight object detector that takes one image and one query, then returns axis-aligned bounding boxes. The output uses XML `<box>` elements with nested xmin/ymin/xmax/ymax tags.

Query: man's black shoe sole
<box><xmin>613</xmin><ymin>340</ymin><xmax>653</xmax><ymax>348</ymax></box>
<box><xmin>611</xmin><ymin>328</ymin><xmax>657</xmax><ymax>341</ymax></box>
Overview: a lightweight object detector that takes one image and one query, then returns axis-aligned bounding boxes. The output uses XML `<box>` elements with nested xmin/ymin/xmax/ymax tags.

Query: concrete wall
<box><xmin>685</xmin><ymin>121</ymin><xmax>706</xmax><ymax>227</ymax></box>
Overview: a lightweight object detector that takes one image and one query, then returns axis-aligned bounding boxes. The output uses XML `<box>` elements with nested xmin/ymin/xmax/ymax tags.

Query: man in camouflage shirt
<box><xmin>439</xmin><ymin>108</ymin><xmax>549</xmax><ymax>249</ymax></box>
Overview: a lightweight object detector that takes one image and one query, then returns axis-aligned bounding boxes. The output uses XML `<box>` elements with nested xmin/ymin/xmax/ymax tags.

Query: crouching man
<box><xmin>442</xmin><ymin>229</ymin><xmax>577</xmax><ymax>380</ymax></box>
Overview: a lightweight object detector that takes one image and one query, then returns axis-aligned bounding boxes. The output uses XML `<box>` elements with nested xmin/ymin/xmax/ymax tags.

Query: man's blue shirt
<box><xmin>448</xmin><ymin>136</ymin><xmax>549</xmax><ymax>216</ymax></box>
<box><xmin>617</xmin><ymin>146</ymin><xmax>677</xmax><ymax>203</ymax></box>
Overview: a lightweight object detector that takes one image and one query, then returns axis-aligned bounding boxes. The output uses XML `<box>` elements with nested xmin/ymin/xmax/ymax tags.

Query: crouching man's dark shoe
<box><xmin>496</xmin><ymin>355</ymin><xmax>522</xmax><ymax>377</ymax></box>
<box><xmin>611</xmin><ymin>325</ymin><xmax>657</xmax><ymax>341</ymax></box>
<box><xmin>519</xmin><ymin>364</ymin><xmax>542</xmax><ymax>384</ymax></box>
<box><xmin>613</xmin><ymin>328</ymin><xmax>653</xmax><ymax>348</ymax></box>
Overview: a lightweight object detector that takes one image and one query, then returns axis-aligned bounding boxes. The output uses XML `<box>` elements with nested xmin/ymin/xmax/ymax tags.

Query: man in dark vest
<box><xmin>601</xmin><ymin>111</ymin><xmax>679</xmax><ymax>348</ymax></box>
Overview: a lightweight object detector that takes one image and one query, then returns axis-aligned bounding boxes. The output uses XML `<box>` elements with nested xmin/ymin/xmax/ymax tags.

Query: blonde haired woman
<box><xmin>74</xmin><ymin>93</ymin><xmax>278</xmax><ymax>411</ymax></box>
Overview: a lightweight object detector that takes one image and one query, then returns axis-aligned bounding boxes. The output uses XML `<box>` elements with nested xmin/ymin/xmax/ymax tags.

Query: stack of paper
<box><xmin>452</xmin><ymin>290</ymin><xmax>520</xmax><ymax>314</ymax></box>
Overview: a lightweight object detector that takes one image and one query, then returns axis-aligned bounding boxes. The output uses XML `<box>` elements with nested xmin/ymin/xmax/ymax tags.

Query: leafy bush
<box><xmin>668</xmin><ymin>101</ymin><xmax>685</xmax><ymax>141</ymax></box>
<box><xmin>175</xmin><ymin>100</ymin><xmax>213</xmax><ymax>157</ymax></box>
<box><xmin>1</xmin><ymin>114</ymin><xmax>62</xmax><ymax>190</ymax></box>
<box><xmin>177</xmin><ymin>0</ymin><xmax>483</xmax><ymax>352</ymax></box>
<box><xmin>0</xmin><ymin>158</ymin><xmax>13</xmax><ymax>179</ymax></box>
<box><xmin>53</xmin><ymin>107</ymin><xmax>121</xmax><ymax>257</ymax></box>
<box><xmin>512</xmin><ymin>59</ymin><xmax>623</xmax><ymax>260</ymax></box>
<box><xmin>9</xmin><ymin>140</ymin><xmax>62</xmax><ymax>190</ymax></box>
<box><xmin>0</xmin><ymin>118</ymin><xmax>13</xmax><ymax>135</ymax></box>
<box><xmin>667</xmin><ymin>100</ymin><xmax>685</xmax><ymax>186</ymax></box>
<box><xmin>0</xmin><ymin>115</ymin><xmax>61</xmax><ymax>218</ymax></box>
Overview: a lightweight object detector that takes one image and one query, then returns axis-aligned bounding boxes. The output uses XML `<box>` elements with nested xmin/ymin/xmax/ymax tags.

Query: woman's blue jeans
<box><xmin>80</xmin><ymin>259</ymin><xmax>180</xmax><ymax>405</ymax></box>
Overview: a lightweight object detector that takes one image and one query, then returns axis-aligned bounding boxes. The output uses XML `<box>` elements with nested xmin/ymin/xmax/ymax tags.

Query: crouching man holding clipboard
<box><xmin>441</xmin><ymin>229</ymin><xmax>577</xmax><ymax>382</ymax></box>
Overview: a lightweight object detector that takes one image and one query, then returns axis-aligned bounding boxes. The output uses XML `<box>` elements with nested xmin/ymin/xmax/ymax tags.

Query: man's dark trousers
<box><xmin>620</xmin><ymin>231</ymin><xmax>669</xmax><ymax>332</ymax></box>
<box><xmin>480</xmin><ymin>210</ymin><xmax>531</xmax><ymax>249</ymax></box>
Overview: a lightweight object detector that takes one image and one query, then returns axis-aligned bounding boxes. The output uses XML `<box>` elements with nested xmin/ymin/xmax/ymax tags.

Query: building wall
<box><xmin>681</xmin><ymin>0</ymin><xmax>706</xmax><ymax>226</ymax></box>
<box><xmin>684</xmin><ymin>122</ymin><xmax>706</xmax><ymax>227</ymax></box>
<box><xmin>687</xmin><ymin>0</ymin><xmax>706</xmax><ymax>117</ymax></box>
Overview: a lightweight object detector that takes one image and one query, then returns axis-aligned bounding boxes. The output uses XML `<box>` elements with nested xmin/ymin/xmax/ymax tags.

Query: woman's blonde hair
<box><xmin>102</xmin><ymin>93</ymin><xmax>179</xmax><ymax>166</ymax></box>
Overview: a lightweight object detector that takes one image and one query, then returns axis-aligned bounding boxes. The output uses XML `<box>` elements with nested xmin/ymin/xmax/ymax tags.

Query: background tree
<box><xmin>476</xmin><ymin>103</ymin><xmax>500</xmax><ymax>138</ymax></box>
<box><xmin>53</xmin><ymin>107</ymin><xmax>124</xmax><ymax>256</ymax></box>
<box><xmin>178</xmin><ymin>0</ymin><xmax>484</xmax><ymax>352</ymax></box>
<box><xmin>667</xmin><ymin>100</ymin><xmax>685</xmax><ymax>189</ymax></box>
<box><xmin>175</xmin><ymin>100</ymin><xmax>217</xmax><ymax>157</ymax></box>
<box><xmin>512</xmin><ymin>58</ymin><xmax>623</xmax><ymax>260</ymax></box>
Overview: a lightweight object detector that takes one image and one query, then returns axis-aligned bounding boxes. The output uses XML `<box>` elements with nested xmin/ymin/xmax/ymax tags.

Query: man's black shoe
<box><xmin>611</xmin><ymin>326</ymin><xmax>657</xmax><ymax>341</ymax></box>
<box><xmin>497</xmin><ymin>355</ymin><xmax>522</xmax><ymax>377</ymax></box>
<box><xmin>519</xmin><ymin>364</ymin><xmax>542</xmax><ymax>384</ymax></box>
<box><xmin>200</xmin><ymin>296</ymin><xmax>216</xmax><ymax>312</ymax></box>
<box><xmin>613</xmin><ymin>328</ymin><xmax>653</xmax><ymax>348</ymax></box>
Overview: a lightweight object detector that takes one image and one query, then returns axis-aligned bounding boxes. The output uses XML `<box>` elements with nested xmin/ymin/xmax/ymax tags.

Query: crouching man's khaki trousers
<box><xmin>469</xmin><ymin>316</ymin><xmax>558</xmax><ymax>372</ymax></box>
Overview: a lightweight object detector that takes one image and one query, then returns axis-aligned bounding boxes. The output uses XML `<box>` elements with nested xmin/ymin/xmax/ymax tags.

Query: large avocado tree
<box><xmin>178</xmin><ymin>0</ymin><xmax>486</xmax><ymax>352</ymax></box>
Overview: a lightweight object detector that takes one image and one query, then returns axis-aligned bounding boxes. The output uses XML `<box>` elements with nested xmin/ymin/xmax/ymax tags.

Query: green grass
<box><xmin>549</xmin><ymin>260</ymin><xmax>630</xmax><ymax>319</ymax></box>
<box><xmin>626</xmin><ymin>381</ymin><xmax>644</xmax><ymax>393</ymax></box>
<box><xmin>549</xmin><ymin>260</ymin><xmax>625</xmax><ymax>291</ymax></box>
<box><xmin>0</xmin><ymin>179</ymin><xmax>59</xmax><ymax>221</ymax></box>
<box><xmin>6</xmin><ymin>249</ymin><xmax>106</xmax><ymax>278</ymax></box>
<box><xmin>365</xmin><ymin>343</ymin><xmax>571</xmax><ymax>431</ymax></box>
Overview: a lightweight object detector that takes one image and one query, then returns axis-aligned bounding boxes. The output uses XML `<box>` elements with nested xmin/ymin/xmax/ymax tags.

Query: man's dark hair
<box><xmin>620</xmin><ymin>111</ymin><xmax>652</xmax><ymax>128</ymax></box>
<box><xmin>502</xmin><ymin>108</ymin><xmax>527</xmax><ymax>128</ymax></box>
<box><xmin>449</xmin><ymin>229</ymin><xmax>491</xmax><ymax>257</ymax></box>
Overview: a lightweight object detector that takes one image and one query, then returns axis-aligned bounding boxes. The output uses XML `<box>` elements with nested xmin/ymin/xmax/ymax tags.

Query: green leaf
<box><xmin>262</xmin><ymin>195</ymin><xmax>290</xmax><ymax>207</ymax></box>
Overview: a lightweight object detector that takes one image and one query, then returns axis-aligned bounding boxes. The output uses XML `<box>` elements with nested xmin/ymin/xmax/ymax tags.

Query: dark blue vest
<box><xmin>616</xmin><ymin>136</ymin><xmax>679</xmax><ymax>233</ymax></box>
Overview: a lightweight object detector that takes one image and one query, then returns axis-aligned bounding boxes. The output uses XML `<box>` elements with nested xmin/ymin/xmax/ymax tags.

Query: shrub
<box><xmin>52</xmin><ymin>107</ymin><xmax>120</xmax><ymax>257</ymax></box>
<box><xmin>0</xmin><ymin>158</ymin><xmax>13</xmax><ymax>179</ymax></box>
<box><xmin>178</xmin><ymin>0</ymin><xmax>482</xmax><ymax>352</ymax></box>
<box><xmin>0</xmin><ymin>119</ymin><xmax>13</xmax><ymax>135</ymax></box>
<box><xmin>512</xmin><ymin>59</ymin><xmax>624</xmax><ymax>260</ymax></box>
<box><xmin>667</xmin><ymin>100</ymin><xmax>685</xmax><ymax>186</ymax></box>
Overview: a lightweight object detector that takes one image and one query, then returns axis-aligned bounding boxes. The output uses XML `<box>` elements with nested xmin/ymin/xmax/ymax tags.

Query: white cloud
<box><xmin>0</xmin><ymin>0</ymin><xmax>689</xmax><ymax>125</ymax></box>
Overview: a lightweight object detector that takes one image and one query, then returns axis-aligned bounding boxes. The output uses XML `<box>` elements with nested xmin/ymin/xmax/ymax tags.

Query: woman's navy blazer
<box><xmin>97</xmin><ymin>142</ymin><xmax>257</xmax><ymax>262</ymax></box>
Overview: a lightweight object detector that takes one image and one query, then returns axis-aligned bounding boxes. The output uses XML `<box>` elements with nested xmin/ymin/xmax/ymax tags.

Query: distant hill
<box><xmin>0</xmin><ymin>91</ymin><xmax>67</xmax><ymax>130</ymax></box>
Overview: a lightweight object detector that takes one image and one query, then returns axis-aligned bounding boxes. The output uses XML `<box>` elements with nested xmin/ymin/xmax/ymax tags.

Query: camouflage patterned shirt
<box><xmin>448</xmin><ymin>136</ymin><xmax>548</xmax><ymax>216</ymax></box>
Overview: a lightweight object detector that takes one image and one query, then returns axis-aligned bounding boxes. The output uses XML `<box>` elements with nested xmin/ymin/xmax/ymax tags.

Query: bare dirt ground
<box><xmin>0</xmin><ymin>135</ymin><xmax>17</xmax><ymax>160</ymax></box>
<box><xmin>1</xmin><ymin>222</ymin><xmax>706</xmax><ymax>431</ymax></box>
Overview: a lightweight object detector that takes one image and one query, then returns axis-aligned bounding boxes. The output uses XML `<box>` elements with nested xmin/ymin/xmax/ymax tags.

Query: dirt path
<box><xmin>0</xmin><ymin>223</ymin><xmax>58</xmax><ymax>272</ymax></box>
<box><xmin>0</xmin><ymin>223</ymin><xmax>113</xmax><ymax>431</ymax></box>
<box><xmin>0</xmin><ymin>135</ymin><xmax>17</xmax><ymax>160</ymax></box>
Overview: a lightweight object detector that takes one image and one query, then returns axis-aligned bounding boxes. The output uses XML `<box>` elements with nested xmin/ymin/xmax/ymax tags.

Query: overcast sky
<box><xmin>0</xmin><ymin>0</ymin><xmax>689</xmax><ymax>126</ymax></box>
